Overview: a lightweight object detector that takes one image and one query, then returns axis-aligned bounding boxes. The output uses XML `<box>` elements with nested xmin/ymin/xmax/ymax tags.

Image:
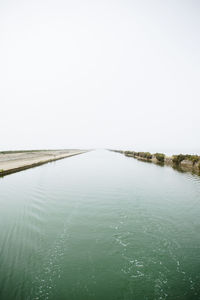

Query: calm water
<box><xmin>0</xmin><ymin>150</ymin><xmax>200</xmax><ymax>300</ymax></box>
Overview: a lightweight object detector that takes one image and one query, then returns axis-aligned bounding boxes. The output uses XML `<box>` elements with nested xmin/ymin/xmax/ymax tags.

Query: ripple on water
<box><xmin>1</xmin><ymin>150</ymin><xmax>200</xmax><ymax>300</ymax></box>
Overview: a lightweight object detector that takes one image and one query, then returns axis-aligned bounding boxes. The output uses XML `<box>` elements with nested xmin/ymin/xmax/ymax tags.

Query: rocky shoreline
<box><xmin>110</xmin><ymin>150</ymin><xmax>200</xmax><ymax>175</ymax></box>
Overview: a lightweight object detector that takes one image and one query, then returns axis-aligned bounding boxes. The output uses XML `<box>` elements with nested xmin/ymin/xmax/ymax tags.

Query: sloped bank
<box><xmin>0</xmin><ymin>150</ymin><xmax>88</xmax><ymax>177</ymax></box>
<box><xmin>110</xmin><ymin>150</ymin><xmax>200</xmax><ymax>175</ymax></box>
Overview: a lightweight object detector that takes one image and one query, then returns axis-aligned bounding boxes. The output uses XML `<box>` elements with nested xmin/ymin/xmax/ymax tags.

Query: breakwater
<box><xmin>110</xmin><ymin>150</ymin><xmax>200</xmax><ymax>175</ymax></box>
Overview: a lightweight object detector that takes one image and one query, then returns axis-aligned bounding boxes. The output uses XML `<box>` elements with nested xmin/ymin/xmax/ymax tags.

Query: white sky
<box><xmin>0</xmin><ymin>0</ymin><xmax>199</xmax><ymax>154</ymax></box>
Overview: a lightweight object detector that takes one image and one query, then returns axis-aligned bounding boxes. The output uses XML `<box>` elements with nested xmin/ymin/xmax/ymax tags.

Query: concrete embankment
<box><xmin>0</xmin><ymin>150</ymin><xmax>88</xmax><ymax>176</ymax></box>
<box><xmin>110</xmin><ymin>150</ymin><xmax>200</xmax><ymax>175</ymax></box>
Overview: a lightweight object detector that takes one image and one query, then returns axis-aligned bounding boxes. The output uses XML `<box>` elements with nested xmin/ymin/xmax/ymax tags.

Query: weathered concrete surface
<box><xmin>0</xmin><ymin>150</ymin><xmax>87</xmax><ymax>176</ymax></box>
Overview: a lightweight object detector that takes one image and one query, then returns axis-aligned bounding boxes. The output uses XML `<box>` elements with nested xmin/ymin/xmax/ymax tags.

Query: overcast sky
<box><xmin>0</xmin><ymin>0</ymin><xmax>199</xmax><ymax>154</ymax></box>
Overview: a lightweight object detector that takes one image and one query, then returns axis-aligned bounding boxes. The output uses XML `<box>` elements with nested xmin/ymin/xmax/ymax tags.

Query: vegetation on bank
<box><xmin>115</xmin><ymin>150</ymin><xmax>200</xmax><ymax>167</ymax></box>
<box><xmin>124</xmin><ymin>151</ymin><xmax>152</xmax><ymax>159</ymax></box>
<box><xmin>172</xmin><ymin>154</ymin><xmax>200</xmax><ymax>165</ymax></box>
<box><xmin>135</xmin><ymin>152</ymin><xmax>153</xmax><ymax>159</ymax></box>
<box><xmin>124</xmin><ymin>151</ymin><xmax>163</xmax><ymax>161</ymax></box>
<box><xmin>110</xmin><ymin>149</ymin><xmax>200</xmax><ymax>174</ymax></box>
<box><xmin>155</xmin><ymin>153</ymin><xmax>165</xmax><ymax>163</ymax></box>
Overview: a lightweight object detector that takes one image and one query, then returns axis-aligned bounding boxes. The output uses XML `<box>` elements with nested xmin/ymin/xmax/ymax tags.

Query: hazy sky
<box><xmin>0</xmin><ymin>0</ymin><xmax>199</xmax><ymax>154</ymax></box>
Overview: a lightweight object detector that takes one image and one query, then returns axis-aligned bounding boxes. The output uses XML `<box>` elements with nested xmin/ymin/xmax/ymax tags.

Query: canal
<box><xmin>0</xmin><ymin>150</ymin><xmax>200</xmax><ymax>299</ymax></box>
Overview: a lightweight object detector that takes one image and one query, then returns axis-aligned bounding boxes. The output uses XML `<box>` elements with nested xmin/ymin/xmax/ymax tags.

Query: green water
<box><xmin>0</xmin><ymin>150</ymin><xmax>200</xmax><ymax>300</ymax></box>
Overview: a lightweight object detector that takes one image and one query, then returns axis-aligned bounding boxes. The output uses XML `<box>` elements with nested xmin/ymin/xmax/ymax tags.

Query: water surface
<box><xmin>0</xmin><ymin>150</ymin><xmax>200</xmax><ymax>300</ymax></box>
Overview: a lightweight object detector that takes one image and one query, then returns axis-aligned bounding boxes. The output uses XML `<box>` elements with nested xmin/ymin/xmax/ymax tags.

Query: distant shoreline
<box><xmin>0</xmin><ymin>150</ymin><xmax>88</xmax><ymax>177</ymax></box>
<box><xmin>110</xmin><ymin>150</ymin><xmax>200</xmax><ymax>175</ymax></box>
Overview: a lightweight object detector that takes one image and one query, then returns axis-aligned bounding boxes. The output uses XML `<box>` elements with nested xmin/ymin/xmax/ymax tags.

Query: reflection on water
<box><xmin>0</xmin><ymin>150</ymin><xmax>200</xmax><ymax>300</ymax></box>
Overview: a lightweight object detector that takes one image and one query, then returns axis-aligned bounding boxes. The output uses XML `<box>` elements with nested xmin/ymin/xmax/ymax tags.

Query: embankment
<box><xmin>110</xmin><ymin>150</ymin><xmax>200</xmax><ymax>175</ymax></box>
<box><xmin>0</xmin><ymin>149</ymin><xmax>88</xmax><ymax>176</ymax></box>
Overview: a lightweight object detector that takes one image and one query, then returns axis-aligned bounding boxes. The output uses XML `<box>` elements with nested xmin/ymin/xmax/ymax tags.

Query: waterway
<box><xmin>0</xmin><ymin>150</ymin><xmax>200</xmax><ymax>299</ymax></box>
